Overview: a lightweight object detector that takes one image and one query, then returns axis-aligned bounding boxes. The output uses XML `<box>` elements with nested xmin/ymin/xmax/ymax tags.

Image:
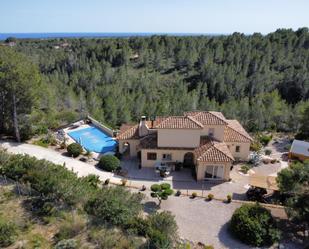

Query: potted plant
<box><xmin>207</xmin><ymin>193</ymin><xmax>214</xmax><ymax>201</ymax></box>
<box><xmin>226</xmin><ymin>194</ymin><xmax>232</xmax><ymax>203</ymax></box>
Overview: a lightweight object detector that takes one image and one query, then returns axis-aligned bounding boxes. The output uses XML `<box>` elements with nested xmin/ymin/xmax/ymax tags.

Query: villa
<box><xmin>117</xmin><ymin>111</ymin><xmax>252</xmax><ymax>181</ymax></box>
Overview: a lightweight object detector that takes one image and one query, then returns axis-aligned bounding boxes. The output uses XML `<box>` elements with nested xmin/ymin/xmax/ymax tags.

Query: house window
<box><xmin>162</xmin><ymin>153</ymin><xmax>172</xmax><ymax>161</ymax></box>
<box><xmin>208</xmin><ymin>128</ymin><xmax>215</xmax><ymax>137</ymax></box>
<box><xmin>235</xmin><ymin>145</ymin><xmax>240</xmax><ymax>152</ymax></box>
<box><xmin>147</xmin><ymin>152</ymin><xmax>157</xmax><ymax>160</ymax></box>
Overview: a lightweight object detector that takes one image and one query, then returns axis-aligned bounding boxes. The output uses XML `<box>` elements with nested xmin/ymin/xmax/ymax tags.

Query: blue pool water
<box><xmin>68</xmin><ymin>126</ymin><xmax>117</xmax><ymax>154</ymax></box>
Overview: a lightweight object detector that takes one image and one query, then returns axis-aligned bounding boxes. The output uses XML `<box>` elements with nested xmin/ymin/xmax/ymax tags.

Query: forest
<box><xmin>1</xmin><ymin>28</ymin><xmax>309</xmax><ymax>139</ymax></box>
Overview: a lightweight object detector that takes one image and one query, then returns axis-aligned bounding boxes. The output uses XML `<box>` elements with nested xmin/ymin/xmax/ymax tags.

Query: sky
<box><xmin>0</xmin><ymin>0</ymin><xmax>308</xmax><ymax>34</ymax></box>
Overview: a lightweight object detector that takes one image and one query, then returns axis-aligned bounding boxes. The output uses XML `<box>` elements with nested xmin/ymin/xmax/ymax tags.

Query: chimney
<box><xmin>150</xmin><ymin>115</ymin><xmax>156</xmax><ymax>129</ymax></box>
<box><xmin>139</xmin><ymin>116</ymin><xmax>149</xmax><ymax>137</ymax></box>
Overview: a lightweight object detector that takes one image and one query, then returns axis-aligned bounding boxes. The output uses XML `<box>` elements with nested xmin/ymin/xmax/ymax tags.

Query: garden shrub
<box><xmin>265</xmin><ymin>149</ymin><xmax>272</xmax><ymax>155</ymax></box>
<box><xmin>240</xmin><ymin>164</ymin><xmax>251</xmax><ymax>174</ymax></box>
<box><xmin>160</xmin><ymin>183</ymin><xmax>171</xmax><ymax>190</ymax></box>
<box><xmin>67</xmin><ymin>143</ymin><xmax>83</xmax><ymax>157</ymax></box>
<box><xmin>150</xmin><ymin>183</ymin><xmax>173</xmax><ymax>206</ymax></box>
<box><xmin>191</xmin><ymin>192</ymin><xmax>197</xmax><ymax>198</ymax></box>
<box><xmin>207</xmin><ymin>193</ymin><xmax>214</xmax><ymax>201</ymax></box>
<box><xmin>259</xmin><ymin>135</ymin><xmax>272</xmax><ymax>146</ymax></box>
<box><xmin>33</xmin><ymin>139</ymin><xmax>49</xmax><ymax>148</ymax></box>
<box><xmin>0</xmin><ymin>217</ymin><xmax>17</xmax><ymax>247</ymax></box>
<box><xmin>250</xmin><ymin>138</ymin><xmax>262</xmax><ymax>152</ymax></box>
<box><xmin>226</xmin><ymin>194</ymin><xmax>232</xmax><ymax>203</ymax></box>
<box><xmin>230</xmin><ymin>203</ymin><xmax>280</xmax><ymax>246</ymax></box>
<box><xmin>98</xmin><ymin>155</ymin><xmax>120</xmax><ymax>172</ymax></box>
<box><xmin>54</xmin><ymin>239</ymin><xmax>78</xmax><ymax>249</ymax></box>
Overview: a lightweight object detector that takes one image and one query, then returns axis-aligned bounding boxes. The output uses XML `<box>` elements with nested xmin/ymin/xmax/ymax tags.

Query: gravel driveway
<box><xmin>159</xmin><ymin>196</ymin><xmax>249</xmax><ymax>249</ymax></box>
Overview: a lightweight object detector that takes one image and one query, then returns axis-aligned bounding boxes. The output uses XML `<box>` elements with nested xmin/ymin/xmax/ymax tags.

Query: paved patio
<box><xmin>121</xmin><ymin>157</ymin><xmax>249</xmax><ymax>200</ymax></box>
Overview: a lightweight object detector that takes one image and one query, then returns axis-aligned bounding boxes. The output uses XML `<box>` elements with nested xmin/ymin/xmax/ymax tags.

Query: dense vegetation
<box><xmin>1</xmin><ymin>28</ymin><xmax>309</xmax><ymax>140</ymax></box>
<box><xmin>277</xmin><ymin>160</ymin><xmax>309</xmax><ymax>233</ymax></box>
<box><xmin>0</xmin><ymin>149</ymin><xmax>178</xmax><ymax>248</ymax></box>
<box><xmin>230</xmin><ymin>203</ymin><xmax>280</xmax><ymax>246</ymax></box>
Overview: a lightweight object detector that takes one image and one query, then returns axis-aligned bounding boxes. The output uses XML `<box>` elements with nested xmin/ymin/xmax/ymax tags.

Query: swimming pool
<box><xmin>68</xmin><ymin>126</ymin><xmax>117</xmax><ymax>154</ymax></box>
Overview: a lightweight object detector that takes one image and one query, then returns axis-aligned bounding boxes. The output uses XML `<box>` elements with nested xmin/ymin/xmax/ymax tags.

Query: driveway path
<box><xmin>0</xmin><ymin>141</ymin><xmax>117</xmax><ymax>182</ymax></box>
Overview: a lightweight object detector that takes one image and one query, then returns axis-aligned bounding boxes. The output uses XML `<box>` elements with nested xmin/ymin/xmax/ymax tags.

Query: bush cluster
<box><xmin>85</xmin><ymin>186</ymin><xmax>143</xmax><ymax>226</ymax></box>
<box><xmin>207</xmin><ymin>193</ymin><xmax>214</xmax><ymax>201</ymax></box>
<box><xmin>230</xmin><ymin>203</ymin><xmax>280</xmax><ymax>246</ymax></box>
<box><xmin>0</xmin><ymin>151</ymin><xmax>97</xmax><ymax>207</ymax></box>
<box><xmin>126</xmin><ymin>211</ymin><xmax>178</xmax><ymax>249</ymax></box>
<box><xmin>259</xmin><ymin>134</ymin><xmax>272</xmax><ymax>146</ymax></box>
<box><xmin>240</xmin><ymin>164</ymin><xmax>251</xmax><ymax>174</ymax></box>
<box><xmin>0</xmin><ymin>150</ymin><xmax>179</xmax><ymax>248</ymax></box>
<box><xmin>67</xmin><ymin>143</ymin><xmax>83</xmax><ymax>157</ymax></box>
<box><xmin>98</xmin><ymin>155</ymin><xmax>120</xmax><ymax>172</ymax></box>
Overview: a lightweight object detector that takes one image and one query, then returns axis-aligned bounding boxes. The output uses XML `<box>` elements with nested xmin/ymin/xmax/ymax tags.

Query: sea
<box><xmin>0</xmin><ymin>32</ymin><xmax>223</xmax><ymax>40</ymax></box>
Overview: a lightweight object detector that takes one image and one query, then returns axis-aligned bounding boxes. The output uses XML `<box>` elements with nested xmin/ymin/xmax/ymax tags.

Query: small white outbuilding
<box><xmin>289</xmin><ymin>139</ymin><xmax>309</xmax><ymax>161</ymax></box>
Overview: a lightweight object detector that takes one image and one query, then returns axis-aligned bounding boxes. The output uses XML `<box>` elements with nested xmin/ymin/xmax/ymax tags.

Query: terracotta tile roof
<box><xmin>184</xmin><ymin>111</ymin><xmax>228</xmax><ymax>125</ymax></box>
<box><xmin>117</xmin><ymin>117</ymin><xmax>167</xmax><ymax>140</ymax></box>
<box><xmin>224</xmin><ymin>120</ymin><xmax>252</xmax><ymax>143</ymax></box>
<box><xmin>155</xmin><ymin>116</ymin><xmax>204</xmax><ymax>129</ymax></box>
<box><xmin>194</xmin><ymin>138</ymin><xmax>234</xmax><ymax>162</ymax></box>
<box><xmin>116</xmin><ymin>124</ymin><xmax>139</xmax><ymax>140</ymax></box>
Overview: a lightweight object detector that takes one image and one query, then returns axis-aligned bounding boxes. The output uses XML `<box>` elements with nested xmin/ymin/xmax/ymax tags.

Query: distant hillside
<box><xmin>1</xmin><ymin>28</ymin><xmax>309</xmax><ymax>138</ymax></box>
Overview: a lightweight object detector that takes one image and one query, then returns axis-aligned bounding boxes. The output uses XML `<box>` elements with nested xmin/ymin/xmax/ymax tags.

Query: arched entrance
<box><xmin>183</xmin><ymin>152</ymin><xmax>194</xmax><ymax>168</ymax></box>
<box><xmin>123</xmin><ymin>142</ymin><xmax>131</xmax><ymax>158</ymax></box>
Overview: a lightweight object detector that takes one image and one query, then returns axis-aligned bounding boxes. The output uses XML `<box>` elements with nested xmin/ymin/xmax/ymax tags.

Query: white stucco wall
<box><xmin>157</xmin><ymin>129</ymin><xmax>201</xmax><ymax>148</ymax></box>
<box><xmin>225</xmin><ymin>142</ymin><xmax>250</xmax><ymax>161</ymax></box>
<box><xmin>141</xmin><ymin>149</ymin><xmax>194</xmax><ymax>167</ymax></box>
<box><xmin>196</xmin><ymin>161</ymin><xmax>232</xmax><ymax>181</ymax></box>
<box><xmin>200</xmin><ymin>125</ymin><xmax>225</xmax><ymax>141</ymax></box>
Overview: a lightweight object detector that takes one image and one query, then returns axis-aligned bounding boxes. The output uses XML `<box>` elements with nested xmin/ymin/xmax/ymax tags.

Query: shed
<box><xmin>289</xmin><ymin>139</ymin><xmax>309</xmax><ymax>161</ymax></box>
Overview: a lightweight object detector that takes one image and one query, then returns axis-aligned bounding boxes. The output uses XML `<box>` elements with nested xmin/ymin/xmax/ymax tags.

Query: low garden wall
<box><xmin>87</xmin><ymin>116</ymin><xmax>114</xmax><ymax>137</ymax></box>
